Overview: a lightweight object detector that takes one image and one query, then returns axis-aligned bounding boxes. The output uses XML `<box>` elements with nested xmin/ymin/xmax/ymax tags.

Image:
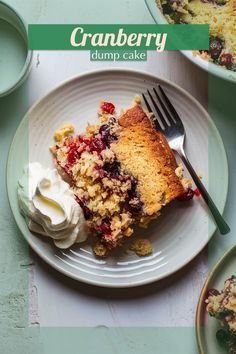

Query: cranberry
<box><xmin>75</xmin><ymin>197</ymin><xmax>92</xmax><ymax>219</ymax></box>
<box><xmin>130</xmin><ymin>176</ymin><xmax>138</xmax><ymax>188</ymax></box>
<box><xmin>103</xmin><ymin>161</ymin><xmax>120</xmax><ymax>177</ymax></box>
<box><xmin>97</xmin><ymin>168</ymin><xmax>107</xmax><ymax>179</ymax></box>
<box><xmin>101</xmin><ymin>102</ymin><xmax>115</xmax><ymax>114</ymax></box>
<box><xmin>129</xmin><ymin>197</ymin><xmax>143</xmax><ymax>212</ymax></box>
<box><xmin>77</xmin><ymin>135</ymin><xmax>91</xmax><ymax>145</ymax></box>
<box><xmin>99</xmin><ymin>124</ymin><xmax>110</xmax><ymax>135</ymax></box>
<box><xmin>209</xmin><ymin>37</ymin><xmax>224</xmax><ymax>60</ymax></box>
<box><xmin>99</xmin><ymin>218</ymin><xmax>111</xmax><ymax>235</ymax></box>
<box><xmin>194</xmin><ymin>188</ymin><xmax>201</xmax><ymax>197</ymax></box>
<box><xmin>219</xmin><ymin>53</ymin><xmax>233</xmax><ymax>69</ymax></box>
<box><xmin>177</xmin><ymin>188</ymin><xmax>195</xmax><ymax>201</ymax></box>
<box><xmin>83</xmin><ymin>206</ymin><xmax>92</xmax><ymax>220</ymax></box>
<box><xmin>75</xmin><ymin>196</ymin><xmax>83</xmax><ymax>207</ymax></box>
<box><xmin>106</xmin><ymin>133</ymin><xmax>117</xmax><ymax>146</ymax></box>
<box><xmin>207</xmin><ymin>288</ymin><xmax>220</xmax><ymax>297</ymax></box>
<box><xmin>89</xmin><ymin>138</ymin><xmax>105</xmax><ymax>153</ymax></box>
<box><xmin>68</xmin><ymin>142</ymin><xmax>77</xmax><ymax>150</ymax></box>
<box><xmin>99</xmin><ymin>124</ymin><xmax>117</xmax><ymax>147</ymax></box>
<box><xmin>67</xmin><ymin>149</ymin><xmax>77</xmax><ymax>164</ymax></box>
<box><xmin>118</xmin><ymin>175</ymin><xmax>130</xmax><ymax>183</ymax></box>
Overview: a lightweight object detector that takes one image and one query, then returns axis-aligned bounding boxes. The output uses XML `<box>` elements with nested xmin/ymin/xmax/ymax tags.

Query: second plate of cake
<box><xmin>7</xmin><ymin>68</ymin><xmax>228</xmax><ymax>287</ymax></box>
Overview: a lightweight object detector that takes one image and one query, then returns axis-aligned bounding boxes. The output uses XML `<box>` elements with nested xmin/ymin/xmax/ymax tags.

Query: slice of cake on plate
<box><xmin>51</xmin><ymin>102</ymin><xmax>190</xmax><ymax>253</ymax></box>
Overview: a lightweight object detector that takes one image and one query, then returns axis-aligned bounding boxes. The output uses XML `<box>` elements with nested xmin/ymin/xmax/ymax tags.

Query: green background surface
<box><xmin>0</xmin><ymin>0</ymin><xmax>235</xmax><ymax>353</ymax></box>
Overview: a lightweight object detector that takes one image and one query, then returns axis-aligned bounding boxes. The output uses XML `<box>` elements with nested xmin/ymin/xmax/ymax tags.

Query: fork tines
<box><xmin>142</xmin><ymin>85</ymin><xmax>183</xmax><ymax>132</ymax></box>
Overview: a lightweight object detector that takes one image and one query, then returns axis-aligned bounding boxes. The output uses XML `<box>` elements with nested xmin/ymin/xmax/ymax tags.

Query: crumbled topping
<box><xmin>175</xmin><ymin>164</ymin><xmax>192</xmax><ymax>190</ymax></box>
<box><xmin>134</xmin><ymin>95</ymin><xmax>141</xmax><ymax>104</ymax></box>
<box><xmin>129</xmin><ymin>238</ymin><xmax>153</xmax><ymax>257</ymax></box>
<box><xmin>206</xmin><ymin>276</ymin><xmax>236</xmax><ymax>334</ymax></box>
<box><xmin>93</xmin><ymin>241</ymin><xmax>108</xmax><ymax>257</ymax></box>
<box><xmin>175</xmin><ymin>164</ymin><xmax>184</xmax><ymax>179</ymax></box>
<box><xmin>54</xmin><ymin>123</ymin><xmax>75</xmax><ymax>142</ymax></box>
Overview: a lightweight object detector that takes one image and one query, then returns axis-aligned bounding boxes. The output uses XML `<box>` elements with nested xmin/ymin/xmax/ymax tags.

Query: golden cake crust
<box><xmin>112</xmin><ymin>105</ymin><xmax>185</xmax><ymax>216</ymax></box>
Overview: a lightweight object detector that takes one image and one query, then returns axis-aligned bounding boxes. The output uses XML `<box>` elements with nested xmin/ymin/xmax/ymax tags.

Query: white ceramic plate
<box><xmin>7</xmin><ymin>68</ymin><xmax>228</xmax><ymax>287</ymax></box>
<box><xmin>145</xmin><ymin>0</ymin><xmax>236</xmax><ymax>83</ymax></box>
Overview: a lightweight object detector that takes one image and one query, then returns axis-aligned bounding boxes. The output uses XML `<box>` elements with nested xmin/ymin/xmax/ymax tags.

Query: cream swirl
<box><xmin>18</xmin><ymin>162</ymin><xmax>87</xmax><ymax>249</ymax></box>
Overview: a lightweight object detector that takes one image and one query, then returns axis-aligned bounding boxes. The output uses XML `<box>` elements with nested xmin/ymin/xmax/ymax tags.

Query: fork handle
<box><xmin>177</xmin><ymin>149</ymin><xmax>230</xmax><ymax>235</ymax></box>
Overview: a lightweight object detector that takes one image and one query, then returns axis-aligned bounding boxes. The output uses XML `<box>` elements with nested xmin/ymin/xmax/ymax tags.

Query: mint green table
<box><xmin>0</xmin><ymin>1</ymin><xmax>235</xmax><ymax>353</ymax></box>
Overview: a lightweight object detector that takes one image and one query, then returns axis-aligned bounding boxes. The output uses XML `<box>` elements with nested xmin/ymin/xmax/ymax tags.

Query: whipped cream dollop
<box><xmin>18</xmin><ymin>162</ymin><xmax>87</xmax><ymax>249</ymax></box>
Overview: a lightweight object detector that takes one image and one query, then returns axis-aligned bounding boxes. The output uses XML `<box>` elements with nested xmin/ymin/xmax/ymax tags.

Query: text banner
<box><xmin>29</xmin><ymin>24</ymin><xmax>209</xmax><ymax>51</ymax></box>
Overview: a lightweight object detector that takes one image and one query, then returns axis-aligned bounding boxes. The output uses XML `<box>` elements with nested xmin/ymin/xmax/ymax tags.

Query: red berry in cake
<box><xmin>194</xmin><ymin>188</ymin><xmax>201</xmax><ymax>197</ymax></box>
<box><xmin>177</xmin><ymin>188</ymin><xmax>195</xmax><ymax>201</ymax></box>
<box><xmin>99</xmin><ymin>218</ymin><xmax>111</xmax><ymax>236</ymax></box>
<box><xmin>101</xmin><ymin>102</ymin><xmax>115</xmax><ymax>114</ymax></box>
<box><xmin>77</xmin><ymin>135</ymin><xmax>91</xmax><ymax>145</ymax></box>
<box><xmin>207</xmin><ymin>288</ymin><xmax>220</xmax><ymax>297</ymax></box>
<box><xmin>68</xmin><ymin>142</ymin><xmax>77</xmax><ymax>150</ymax></box>
<box><xmin>219</xmin><ymin>53</ymin><xmax>233</xmax><ymax>69</ymax></box>
<box><xmin>209</xmin><ymin>37</ymin><xmax>224</xmax><ymax>60</ymax></box>
<box><xmin>83</xmin><ymin>206</ymin><xmax>92</xmax><ymax>220</ymax></box>
<box><xmin>89</xmin><ymin>137</ymin><xmax>106</xmax><ymax>153</ymax></box>
<box><xmin>75</xmin><ymin>197</ymin><xmax>92</xmax><ymax>220</ymax></box>
<box><xmin>103</xmin><ymin>161</ymin><xmax>120</xmax><ymax>178</ymax></box>
<box><xmin>97</xmin><ymin>168</ymin><xmax>107</xmax><ymax>179</ymax></box>
<box><xmin>67</xmin><ymin>149</ymin><xmax>77</xmax><ymax>164</ymax></box>
<box><xmin>99</xmin><ymin>123</ymin><xmax>117</xmax><ymax>147</ymax></box>
<box><xmin>129</xmin><ymin>197</ymin><xmax>143</xmax><ymax>212</ymax></box>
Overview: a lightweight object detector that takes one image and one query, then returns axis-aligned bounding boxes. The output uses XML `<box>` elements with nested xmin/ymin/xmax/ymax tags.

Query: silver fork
<box><xmin>142</xmin><ymin>85</ymin><xmax>230</xmax><ymax>235</ymax></box>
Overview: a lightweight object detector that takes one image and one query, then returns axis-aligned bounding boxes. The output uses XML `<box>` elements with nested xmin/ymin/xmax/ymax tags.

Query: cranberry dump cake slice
<box><xmin>51</xmin><ymin>103</ymin><xmax>187</xmax><ymax>251</ymax></box>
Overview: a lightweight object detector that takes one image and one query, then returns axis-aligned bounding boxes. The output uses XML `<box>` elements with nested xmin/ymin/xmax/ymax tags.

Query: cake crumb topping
<box><xmin>93</xmin><ymin>241</ymin><xmax>108</xmax><ymax>258</ymax></box>
<box><xmin>129</xmin><ymin>238</ymin><xmax>153</xmax><ymax>257</ymax></box>
<box><xmin>54</xmin><ymin>123</ymin><xmax>75</xmax><ymax>142</ymax></box>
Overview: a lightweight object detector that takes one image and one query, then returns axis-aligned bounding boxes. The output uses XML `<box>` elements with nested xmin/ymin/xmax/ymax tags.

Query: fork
<box><xmin>142</xmin><ymin>85</ymin><xmax>230</xmax><ymax>235</ymax></box>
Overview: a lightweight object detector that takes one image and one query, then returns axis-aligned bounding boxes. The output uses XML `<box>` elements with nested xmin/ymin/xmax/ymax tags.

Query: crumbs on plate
<box><xmin>129</xmin><ymin>238</ymin><xmax>153</xmax><ymax>257</ymax></box>
<box><xmin>54</xmin><ymin>123</ymin><xmax>75</xmax><ymax>142</ymax></box>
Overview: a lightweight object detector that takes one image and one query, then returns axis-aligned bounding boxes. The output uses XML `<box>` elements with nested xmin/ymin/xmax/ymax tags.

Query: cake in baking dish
<box><xmin>206</xmin><ymin>276</ymin><xmax>236</xmax><ymax>353</ymax></box>
<box><xmin>157</xmin><ymin>0</ymin><xmax>236</xmax><ymax>70</ymax></box>
<box><xmin>51</xmin><ymin>101</ymin><xmax>190</xmax><ymax>251</ymax></box>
